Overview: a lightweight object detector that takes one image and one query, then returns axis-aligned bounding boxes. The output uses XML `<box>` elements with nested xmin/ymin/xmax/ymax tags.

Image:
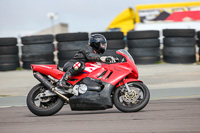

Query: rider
<box><xmin>59</xmin><ymin>34</ymin><xmax>115</xmax><ymax>87</ymax></box>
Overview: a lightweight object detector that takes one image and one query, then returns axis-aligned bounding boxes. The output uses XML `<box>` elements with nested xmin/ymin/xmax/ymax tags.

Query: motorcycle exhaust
<box><xmin>33</xmin><ymin>72</ymin><xmax>69</xmax><ymax>102</ymax></box>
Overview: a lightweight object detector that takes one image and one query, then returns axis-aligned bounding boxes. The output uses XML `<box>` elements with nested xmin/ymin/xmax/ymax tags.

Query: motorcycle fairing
<box><xmin>83</xmin><ymin>62</ymin><xmax>106</xmax><ymax>73</ymax></box>
<box><xmin>87</xmin><ymin>62</ymin><xmax>137</xmax><ymax>86</ymax></box>
<box><xmin>69</xmin><ymin>82</ymin><xmax>113</xmax><ymax>111</ymax></box>
<box><xmin>81</xmin><ymin>77</ymin><xmax>102</xmax><ymax>91</ymax></box>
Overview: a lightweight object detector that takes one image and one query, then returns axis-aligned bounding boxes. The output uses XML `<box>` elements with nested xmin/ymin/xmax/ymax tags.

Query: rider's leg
<box><xmin>59</xmin><ymin>61</ymin><xmax>85</xmax><ymax>88</ymax></box>
<box><xmin>59</xmin><ymin>71</ymin><xmax>71</xmax><ymax>88</ymax></box>
<box><xmin>59</xmin><ymin>61</ymin><xmax>74</xmax><ymax>88</ymax></box>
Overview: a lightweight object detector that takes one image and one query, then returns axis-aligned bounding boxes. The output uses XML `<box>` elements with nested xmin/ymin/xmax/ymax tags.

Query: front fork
<box><xmin>124</xmin><ymin>82</ymin><xmax>131</xmax><ymax>93</ymax></box>
<box><xmin>123</xmin><ymin>78</ymin><xmax>132</xmax><ymax>94</ymax></box>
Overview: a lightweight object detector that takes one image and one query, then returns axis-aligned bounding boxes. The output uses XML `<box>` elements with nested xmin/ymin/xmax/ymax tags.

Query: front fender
<box><xmin>116</xmin><ymin>78</ymin><xmax>143</xmax><ymax>87</ymax></box>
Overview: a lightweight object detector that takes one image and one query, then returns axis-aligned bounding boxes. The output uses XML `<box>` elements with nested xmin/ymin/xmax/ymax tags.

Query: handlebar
<box><xmin>105</xmin><ymin>56</ymin><xmax>121</xmax><ymax>63</ymax></box>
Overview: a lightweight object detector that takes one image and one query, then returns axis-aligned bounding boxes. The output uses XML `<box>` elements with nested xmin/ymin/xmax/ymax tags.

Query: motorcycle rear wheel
<box><xmin>113</xmin><ymin>82</ymin><xmax>150</xmax><ymax>112</ymax></box>
<box><xmin>27</xmin><ymin>83</ymin><xmax>64</xmax><ymax>116</ymax></box>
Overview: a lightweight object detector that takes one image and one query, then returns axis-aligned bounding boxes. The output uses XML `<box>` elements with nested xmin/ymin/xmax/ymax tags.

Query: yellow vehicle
<box><xmin>107</xmin><ymin>1</ymin><xmax>200</xmax><ymax>35</ymax></box>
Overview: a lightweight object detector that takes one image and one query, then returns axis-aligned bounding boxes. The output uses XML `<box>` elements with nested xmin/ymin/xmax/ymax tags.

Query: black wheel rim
<box><xmin>32</xmin><ymin>86</ymin><xmax>59</xmax><ymax>109</ymax></box>
<box><xmin>117</xmin><ymin>83</ymin><xmax>145</xmax><ymax>108</ymax></box>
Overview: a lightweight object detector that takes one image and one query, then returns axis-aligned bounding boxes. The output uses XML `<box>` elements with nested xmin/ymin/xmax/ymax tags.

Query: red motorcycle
<box><xmin>27</xmin><ymin>49</ymin><xmax>150</xmax><ymax>116</ymax></box>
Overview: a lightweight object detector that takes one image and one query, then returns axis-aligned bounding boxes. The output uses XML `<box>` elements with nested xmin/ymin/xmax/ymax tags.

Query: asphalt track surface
<box><xmin>0</xmin><ymin>64</ymin><xmax>200</xmax><ymax>132</ymax></box>
<box><xmin>0</xmin><ymin>98</ymin><xmax>200</xmax><ymax>133</ymax></box>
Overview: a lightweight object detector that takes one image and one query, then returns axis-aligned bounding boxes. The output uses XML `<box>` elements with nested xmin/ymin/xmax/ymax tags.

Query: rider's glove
<box><xmin>100</xmin><ymin>56</ymin><xmax>107</xmax><ymax>62</ymax></box>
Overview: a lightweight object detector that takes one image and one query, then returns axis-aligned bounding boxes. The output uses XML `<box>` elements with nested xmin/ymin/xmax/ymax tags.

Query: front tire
<box><xmin>113</xmin><ymin>82</ymin><xmax>150</xmax><ymax>112</ymax></box>
<box><xmin>26</xmin><ymin>84</ymin><xmax>64</xmax><ymax>116</ymax></box>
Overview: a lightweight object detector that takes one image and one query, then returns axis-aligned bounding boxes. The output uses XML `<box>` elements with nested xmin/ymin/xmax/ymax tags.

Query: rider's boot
<box><xmin>59</xmin><ymin>72</ymin><xmax>71</xmax><ymax>88</ymax></box>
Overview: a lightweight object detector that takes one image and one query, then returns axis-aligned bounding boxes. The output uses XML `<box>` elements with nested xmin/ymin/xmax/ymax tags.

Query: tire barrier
<box><xmin>0</xmin><ymin>37</ymin><xmax>19</xmax><ymax>71</ymax></box>
<box><xmin>127</xmin><ymin>30</ymin><xmax>160</xmax><ymax>64</ymax></box>
<box><xmin>21</xmin><ymin>35</ymin><xmax>55</xmax><ymax>69</ymax></box>
<box><xmin>1</xmin><ymin>28</ymin><xmax>199</xmax><ymax>71</ymax></box>
<box><xmin>197</xmin><ymin>31</ymin><xmax>200</xmax><ymax>62</ymax></box>
<box><xmin>56</xmin><ymin>32</ymin><xmax>89</xmax><ymax>67</ymax></box>
<box><xmin>163</xmin><ymin>29</ymin><xmax>196</xmax><ymax>64</ymax></box>
<box><xmin>91</xmin><ymin>32</ymin><xmax>125</xmax><ymax>59</ymax></box>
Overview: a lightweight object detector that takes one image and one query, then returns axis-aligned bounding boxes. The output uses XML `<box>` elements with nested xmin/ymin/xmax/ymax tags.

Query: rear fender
<box><xmin>31</xmin><ymin>64</ymin><xmax>64</xmax><ymax>80</ymax></box>
<box><xmin>31</xmin><ymin>64</ymin><xmax>58</xmax><ymax>70</ymax></box>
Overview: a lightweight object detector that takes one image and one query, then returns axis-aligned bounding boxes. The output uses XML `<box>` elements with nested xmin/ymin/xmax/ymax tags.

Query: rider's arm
<box><xmin>82</xmin><ymin>46</ymin><xmax>101</xmax><ymax>62</ymax></box>
<box><xmin>82</xmin><ymin>46</ymin><xmax>117</xmax><ymax>63</ymax></box>
<box><xmin>86</xmin><ymin>53</ymin><xmax>101</xmax><ymax>62</ymax></box>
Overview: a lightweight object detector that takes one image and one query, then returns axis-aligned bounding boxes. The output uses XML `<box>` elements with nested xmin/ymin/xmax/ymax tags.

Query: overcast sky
<box><xmin>0</xmin><ymin>0</ymin><xmax>199</xmax><ymax>37</ymax></box>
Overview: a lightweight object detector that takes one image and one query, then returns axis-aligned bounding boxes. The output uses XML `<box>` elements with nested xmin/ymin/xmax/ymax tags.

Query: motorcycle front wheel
<box><xmin>113</xmin><ymin>82</ymin><xmax>150</xmax><ymax>112</ymax></box>
<box><xmin>26</xmin><ymin>83</ymin><xmax>64</xmax><ymax>116</ymax></box>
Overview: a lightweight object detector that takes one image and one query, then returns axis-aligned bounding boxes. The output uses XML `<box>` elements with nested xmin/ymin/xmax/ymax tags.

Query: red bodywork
<box><xmin>31</xmin><ymin>51</ymin><xmax>141</xmax><ymax>86</ymax></box>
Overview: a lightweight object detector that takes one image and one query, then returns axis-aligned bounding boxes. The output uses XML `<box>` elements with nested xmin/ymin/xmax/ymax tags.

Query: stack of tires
<box><xmin>56</xmin><ymin>32</ymin><xmax>89</xmax><ymax>67</ymax></box>
<box><xmin>21</xmin><ymin>35</ymin><xmax>55</xmax><ymax>69</ymax></box>
<box><xmin>127</xmin><ymin>30</ymin><xmax>160</xmax><ymax>64</ymax></box>
<box><xmin>91</xmin><ymin>32</ymin><xmax>125</xmax><ymax>59</ymax></box>
<box><xmin>0</xmin><ymin>38</ymin><xmax>19</xmax><ymax>71</ymax></box>
<box><xmin>163</xmin><ymin>29</ymin><xmax>196</xmax><ymax>64</ymax></box>
<box><xmin>197</xmin><ymin>31</ymin><xmax>200</xmax><ymax>62</ymax></box>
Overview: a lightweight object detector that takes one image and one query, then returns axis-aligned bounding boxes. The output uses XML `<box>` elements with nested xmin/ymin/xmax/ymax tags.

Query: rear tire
<box><xmin>27</xmin><ymin>84</ymin><xmax>64</xmax><ymax>116</ymax></box>
<box><xmin>113</xmin><ymin>82</ymin><xmax>150</xmax><ymax>112</ymax></box>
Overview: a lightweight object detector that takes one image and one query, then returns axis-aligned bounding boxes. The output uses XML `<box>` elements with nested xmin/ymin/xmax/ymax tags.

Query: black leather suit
<box><xmin>63</xmin><ymin>45</ymin><xmax>101</xmax><ymax>76</ymax></box>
